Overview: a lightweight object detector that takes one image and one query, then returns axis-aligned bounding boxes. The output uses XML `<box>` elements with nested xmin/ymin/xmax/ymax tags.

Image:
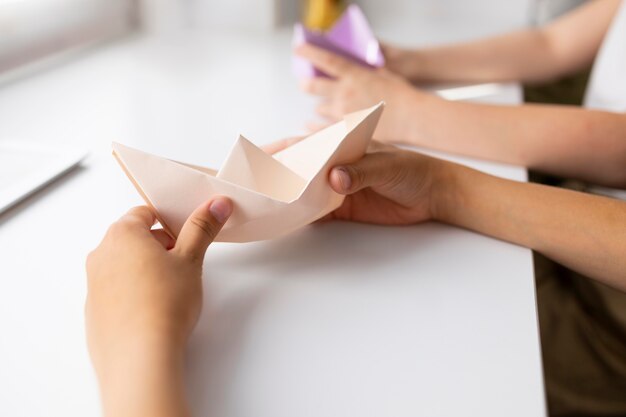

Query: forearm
<box><xmin>403</xmin><ymin>93</ymin><xmax>626</xmax><ymax>187</ymax></box>
<box><xmin>397</xmin><ymin>0</ymin><xmax>619</xmax><ymax>84</ymax></box>
<box><xmin>98</xmin><ymin>335</ymin><xmax>190</xmax><ymax>417</ymax></box>
<box><xmin>86</xmin><ymin>201</ymin><xmax>229</xmax><ymax>417</ymax></box>
<box><xmin>405</xmin><ymin>29</ymin><xmax>560</xmax><ymax>84</ymax></box>
<box><xmin>433</xmin><ymin>162</ymin><xmax>626</xmax><ymax>291</ymax></box>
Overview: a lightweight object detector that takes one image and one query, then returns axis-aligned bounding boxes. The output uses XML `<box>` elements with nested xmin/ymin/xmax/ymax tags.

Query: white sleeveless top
<box><xmin>583</xmin><ymin>0</ymin><xmax>626</xmax><ymax>199</ymax></box>
<box><xmin>584</xmin><ymin>0</ymin><xmax>626</xmax><ymax>111</ymax></box>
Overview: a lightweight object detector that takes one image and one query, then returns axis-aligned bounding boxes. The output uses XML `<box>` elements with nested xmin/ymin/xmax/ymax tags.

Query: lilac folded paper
<box><xmin>293</xmin><ymin>4</ymin><xmax>385</xmax><ymax>78</ymax></box>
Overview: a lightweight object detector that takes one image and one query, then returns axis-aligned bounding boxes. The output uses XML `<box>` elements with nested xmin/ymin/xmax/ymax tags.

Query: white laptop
<box><xmin>0</xmin><ymin>141</ymin><xmax>87</xmax><ymax>214</ymax></box>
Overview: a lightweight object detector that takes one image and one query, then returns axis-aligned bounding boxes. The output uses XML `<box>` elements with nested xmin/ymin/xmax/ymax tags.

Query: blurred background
<box><xmin>0</xmin><ymin>0</ymin><xmax>588</xmax><ymax>81</ymax></box>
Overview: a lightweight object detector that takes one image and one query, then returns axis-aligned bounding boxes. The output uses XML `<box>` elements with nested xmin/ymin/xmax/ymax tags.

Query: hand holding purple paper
<box><xmin>293</xmin><ymin>4</ymin><xmax>385</xmax><ymax>78</ymax></box>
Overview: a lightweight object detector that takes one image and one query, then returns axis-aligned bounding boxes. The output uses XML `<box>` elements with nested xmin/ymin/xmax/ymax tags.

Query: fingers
<box><xmin>118</xmin><ymin>206</ymin><xmax>157</xmax><ymax>229</ymax></box>
<box><xmin>261</xmin><ymin>136</ymin><xmax>305</xmax><ymax>155</ymax></box>
<box><xmin>329</xmin><ymin>152</ymin><xmax>400</xmax><ymax>195</ymax></box>
<box><xmin>151</xmin><ymin>229</ymin><xmax>175</xmax><ymax>249</ymax></box>
<box><xmin>174</xmin><ymin>197</ymin><xmax>233</xmax><ymax>261</ymax></box>
<box><xmin>296</xmin><ymin>44</ymin><xmax>355</xmax><ymax>77</ymax></box>
<box><xmin>300</xmin><ymin>77</ymin><xmax>336</xmax><ymax>97</ymax></box>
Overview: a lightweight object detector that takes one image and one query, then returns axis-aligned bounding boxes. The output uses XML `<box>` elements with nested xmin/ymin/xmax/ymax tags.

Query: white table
<box><xmin>0</xmin><ymin>28</ymin><xmax>545</xmax><ymax>417</ymax></box>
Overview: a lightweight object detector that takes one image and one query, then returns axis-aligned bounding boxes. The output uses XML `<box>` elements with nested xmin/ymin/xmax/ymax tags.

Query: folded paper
<box><xmin>112</xmin><ymin>103</ymin><xmax>384</xmax><ymax>243</ymax></box>
<box><xmin>293</xmin><ymin>4</ymin><xmax>385</xmax><ymax>78</ymax></box>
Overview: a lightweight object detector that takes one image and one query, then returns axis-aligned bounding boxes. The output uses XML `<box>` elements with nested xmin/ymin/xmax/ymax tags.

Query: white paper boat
<box><xmin>112</xmin><ymin>102</ymin><xmax>384</xmax><ymax>242</ymax></box>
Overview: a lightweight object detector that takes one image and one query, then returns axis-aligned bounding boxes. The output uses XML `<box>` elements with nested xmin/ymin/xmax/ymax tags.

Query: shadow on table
<box><xmin>209</xmin><ymin>221</ymin><xmax>445</xmax><ymax>277</ymax></box>
<box><xmin>186</xmin><ymin>220</ymin><xmax>452</xmax><ymax>415</ymax></box>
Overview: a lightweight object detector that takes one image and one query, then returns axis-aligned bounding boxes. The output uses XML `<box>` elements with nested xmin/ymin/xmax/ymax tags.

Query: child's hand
<box><xmin>326</xmin><ymin>142</ymin><xmax>446</xmax><ymax>225</ymax></box>
<box><xmin>296</xmin><ymin>43</ymin><xmax>423</xmax><ymax>142</ymax></box>
<box><xmin>264</xmin><ymin>139</ymin><xmax>445</xmax><ymax>226</ymax></box>
<box><xmin>85</xmin><ymin>197</ymin><xmax>232</xmax><ymax>417</ymax></box>
<box><xmin>380</xmin><ymin>42</ymin><xmax>424</xmax><ymax>82</ymax></box>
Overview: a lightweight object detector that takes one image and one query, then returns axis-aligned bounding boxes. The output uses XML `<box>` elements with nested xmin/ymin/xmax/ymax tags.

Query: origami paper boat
<box><xmin>112</xmin><ymin>103</ymin><xmax>384</xmax><ymax>243</ymax></box>
<box><xmin>293</xmin><ymin>4</ymin><xmax>385</xmax><ymax>78</ymax></box>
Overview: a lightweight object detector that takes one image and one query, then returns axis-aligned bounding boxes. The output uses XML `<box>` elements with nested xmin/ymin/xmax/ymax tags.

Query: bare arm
<box><xmin>385</xmin><ymin>0</ymin><xmax>621</xmax><ymax>84</ymax></box>
<box><xmin>403</xmin><ymin>93</ymin><xmax>626</xmax><ymax>188</ymax></box>
<box><xmin>434</xmin><ymin>162</ymin><xmax>626</xmax><ymax>290</ymax></box>
<box><xmin>296</xmin><ymin>43</ymin><xmax>626</xmax><ymax>188</ymax></box>
<box><xmin>320</xmin><ymin>144</ymin><xmax>626</xmax><ymax>291</ymax></box>
<box><xmin>86</xmin><ymin>199</ymin><xmax>233</xmax><ymax>417</ymax></box>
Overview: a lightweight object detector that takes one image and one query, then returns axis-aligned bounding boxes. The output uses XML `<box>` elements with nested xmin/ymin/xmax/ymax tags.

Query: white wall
<box><xmin>357</xmin><ymin>0</ymin><xmax>531</xmax><ymax>45</ymax></box>
<box><xmin>0</xmin><ymin>0</ymin><xmax>135</xmax><ymax>72</ymax></box>
<box><xmin>138</xmin><ymin>0</ymin><xmax>281</xmax><ymax>32</ymax></box>
<box><xmin>139</xmin><ymin>0</ymin><xmax>534</xmax><ymax>38</ymax></box>
<box><xmin>190</xmin><ymin>0</ymin><xmax>276</xmax><ymax>31</ymax></box>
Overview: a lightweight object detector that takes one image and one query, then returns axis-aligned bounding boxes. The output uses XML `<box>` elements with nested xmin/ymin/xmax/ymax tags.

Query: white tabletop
<box><xmin>0</xmin><ymin>27</ymin><xmax>544</xmax><ymax>417</ymax></box>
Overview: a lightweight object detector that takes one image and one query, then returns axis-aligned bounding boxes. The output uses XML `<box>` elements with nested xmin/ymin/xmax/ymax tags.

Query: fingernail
<box><xmin>209</xmin><ymin>198</ymin><xmax>232</xmax><ymax>224</ymax></box>
<box><xmin>335</xmin><ymin>167</ymin><xmax>352</xmax><ymax>191</ymax></box>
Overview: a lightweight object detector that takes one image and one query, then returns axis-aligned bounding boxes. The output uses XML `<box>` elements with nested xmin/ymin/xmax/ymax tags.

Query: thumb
<box><xmin>175</xmin><ymin>196</ymin><xmax>233</xmax><ymax>261</ymax></box>
<box><xmin>329</xmin><ymin>152</ymin><xmax>399</xmax><ymax>195</ymax></box>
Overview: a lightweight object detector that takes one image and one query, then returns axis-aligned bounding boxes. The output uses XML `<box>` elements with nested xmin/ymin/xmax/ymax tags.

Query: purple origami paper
<box><xmin>293</xmin><ymin>4</ymin><xmax>385</xmax><ymax>78</ymax></box>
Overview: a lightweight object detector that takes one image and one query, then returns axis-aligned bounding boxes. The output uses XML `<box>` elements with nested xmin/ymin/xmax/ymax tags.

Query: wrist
<box><xmin>429</xmin><ymin>159</ymin><xmax>453</xmax><ymax>223</ymax></box>
<box><xmin>429</xmin><ymin>159</ymin><xmax>474</xmax><ymax>225</ymax></box>
<box><xmin>405</xmin><ymin>50</ymin><xmax>427</xmax><ymax>82</ymax></box>
<box><xmin>430</xmin><ymin>160</ymin><xmax>507</xmax><ymax>234</ymax></box>
<box><xmin>98</xmin><ymin>336</ymin><xmax>188</xmax><ymax>417</ymax></box>
<box><xmin>388</xmin><ymin>49</ymin><xmax>425</xmax><ymax>82</ymax></box>
<box><xmin>396</xmin><ymin>88</ymin><xmax>430</xmax><ymax>144</ymax></box>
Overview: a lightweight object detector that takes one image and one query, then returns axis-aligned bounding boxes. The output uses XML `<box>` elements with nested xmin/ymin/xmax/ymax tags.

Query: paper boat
<box><xmin>293</xmin><ymin>4</ymin><xmax>385</xmax><ymax>78</ymax></box>
<box><xmin>112</xmin><ymin>103</ymin><xmax>384</xmax><ymax>243</ymax></box>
